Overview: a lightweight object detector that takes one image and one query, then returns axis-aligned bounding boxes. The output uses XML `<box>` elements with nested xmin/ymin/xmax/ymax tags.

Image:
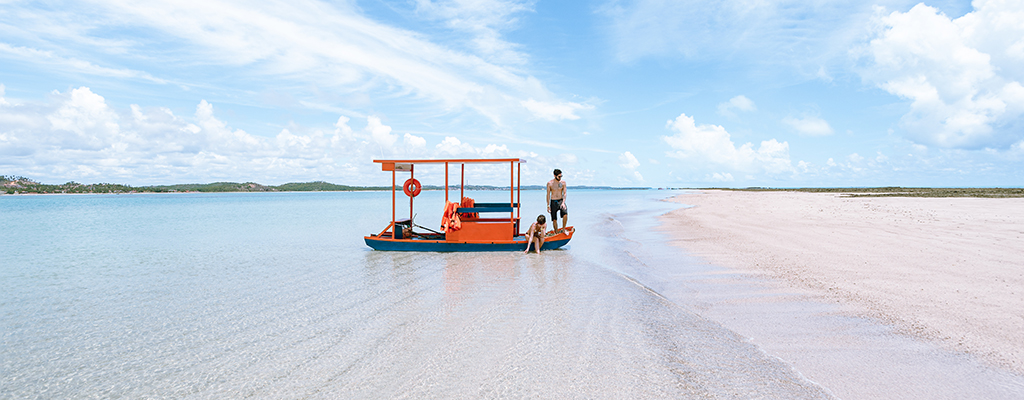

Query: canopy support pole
<box><xmin>509</xmin><ymin>161</ymin><xmax>514</xmax><ymax>227</ymax></box>
<box><xmin>405</xmin><ymin>165</ymin><xmax>409</xmax><ymax>224</ymax></box>
<box><xmin>391</xmin><ymin>169</ymin><xmax>396</xmax><ymax>235</ymax></box>
<box><xmin>516</xmin><ymin>162</ymin><xmax>521</xmax><ymax>224</ymax></box>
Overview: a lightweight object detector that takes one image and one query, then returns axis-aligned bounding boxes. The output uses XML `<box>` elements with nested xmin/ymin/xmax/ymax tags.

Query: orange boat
<box><xmin>364</xmin><ymin>158</ymin><xmax>574</xmax><ymax>251</ymax></box>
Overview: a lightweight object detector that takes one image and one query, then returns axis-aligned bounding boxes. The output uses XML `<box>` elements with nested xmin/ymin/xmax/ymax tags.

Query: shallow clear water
<box><xmin>1</xmin><ymin>190</ymin><xmax>833</xmax><ymax>398</ymax></box>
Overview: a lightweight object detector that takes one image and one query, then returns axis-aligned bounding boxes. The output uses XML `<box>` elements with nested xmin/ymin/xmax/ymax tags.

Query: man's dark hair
<box><xmin>553</xmin><ymin>169</ymin><xmax>562</xmax><ymax>176</ymax></box>
<box><xmin>537</xmin><ymin>215</ymin><xmax>546</xmax><ymax>223</ymax></box>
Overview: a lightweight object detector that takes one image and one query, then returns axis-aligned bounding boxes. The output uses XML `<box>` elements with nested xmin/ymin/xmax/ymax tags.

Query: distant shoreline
<box><xmin>4</xmin><ymin>175</ymin><xmax>1021</xmax><ymax>197</ymax></box>
<box><xmin>712</xmin><ymin>186</ymin><xmax>1024</xmax><ymax>198</ymax></box>
<box><xmin>1</xmin><ymin>176</ymin><xmax>650</xmax><ymax>195</ymax></box>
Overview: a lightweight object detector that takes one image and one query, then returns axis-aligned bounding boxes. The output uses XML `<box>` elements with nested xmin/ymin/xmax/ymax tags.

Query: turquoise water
<box><xmin>1</xmin><ymin>190</ymin><xmax>831</xmax><ymax>398</ymax></box>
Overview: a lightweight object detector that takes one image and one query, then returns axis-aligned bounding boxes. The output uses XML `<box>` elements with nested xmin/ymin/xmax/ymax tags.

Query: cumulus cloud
<box><xmin>618</xmin><ymin>151</ymin><xmax>643</xmax><ymax>181</ymax></box>
<box><xmin>662</xmin><ymin>113</ymin><xmax>795</xmax><ymax>175</ymax></box>
<box><xmin>435</xmin><ymin>136</ymin><xmax>476</xmax><ymax>155</ymax></box>
<box><xmin>858</xmin><ymin>2</ymin><xmax>1024</xmax><ymax>149</ymax></box>
<box><xmin>434</xmin><ymin>136</ymin><xmax>514</xmax><ymax>158</ymax></box>
<box><xmin>717</xmin><ymin>95</ymin><xmax>756</xmax><ymax>117</ymax></box>
<box><xmin>782</xmin><ymin>115</ymin><xmax>834</xmax><ymax>136</ymax></box>
<box><xmin>404</xmin><ymin>133</ymin><xmax>427</xmax><ymax>149</ymax></box>
<box><xmin>0</xmin><ymin>86</ymin><xmax>502</xmax><ymax>184</ymax></box>
<box><xmin>521</xmin><ymin>98</ymin><xmax>593</xmax><ymax>121</ymax></box>
<box><xmin>334</xmin><ymin>116</ymin><xmax>355</xmax><ymax>141</ymax></box>
<box><xmin>366</xmin><ymin>116</ymin><xmax>398</xmax><ymax>148</ymax></box>
<box><xmin>47</xmin><ymin>87</ymin><xmax>122</xmax><ymax>151</ymax></box>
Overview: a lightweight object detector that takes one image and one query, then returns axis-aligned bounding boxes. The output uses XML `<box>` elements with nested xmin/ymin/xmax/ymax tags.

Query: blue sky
<box><xmin>1</xmin><ymin>0</ymin><xmax>1022</xmax><ymax>187</ymax></box>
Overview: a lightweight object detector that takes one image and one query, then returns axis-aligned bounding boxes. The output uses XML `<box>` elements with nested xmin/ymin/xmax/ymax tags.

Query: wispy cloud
<box><xmin>2</xmin><ymin>0</ymin><xmax>572</xmax><ymax>128</ymax></box>
<box><xmin>601</xmin><ymin>0</ymin><xmax>892</xmax><ymax>68</ymax></box>
<box><xmin>520</xmin><ymin>98</ymin><xmax>594</xmax><ymax>121</ymax></box>
<box><xmin>0</xmin><ymin>43</ymin><xmax>167</xmax><ymax>84</ymax></box>
<box><xmin>783</xmin><ymin>115</ymin><xmax>833</xmax><ymax>136</ymax></box>
<box><xmin>413</xmin><ymin>0</ymin><xmax>535</xmax><ymax>65</ymax></box>
<box><xmin>717</xmin><ymin>95</ymin><xmax>756</xmax><ymax>117</ymax></box>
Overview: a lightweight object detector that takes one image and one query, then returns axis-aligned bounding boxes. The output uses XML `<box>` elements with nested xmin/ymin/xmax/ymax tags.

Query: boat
<box><xmin>364</xmin><ymin>158</ymin><xmax>574</xmax><ymax>251</ymax></box>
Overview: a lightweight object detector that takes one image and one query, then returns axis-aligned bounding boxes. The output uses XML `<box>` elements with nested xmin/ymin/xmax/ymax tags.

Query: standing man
<box><xmin>546</xmin><ymin>168</ymin><xmax>567</xmax><ymax>233</ymax></box>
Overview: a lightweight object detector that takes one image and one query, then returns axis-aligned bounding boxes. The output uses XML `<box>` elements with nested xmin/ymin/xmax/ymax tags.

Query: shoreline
<box><xmin>659</xmin><ymin>190</ymin><xmax>1024</xmax><ymax>376</ymax></box>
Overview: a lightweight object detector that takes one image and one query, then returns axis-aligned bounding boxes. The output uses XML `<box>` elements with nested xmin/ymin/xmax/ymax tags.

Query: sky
<box><xmin>1</xmin><ymin>0</ymin><xmax>1022</xmax><ymax>188</ymax></box>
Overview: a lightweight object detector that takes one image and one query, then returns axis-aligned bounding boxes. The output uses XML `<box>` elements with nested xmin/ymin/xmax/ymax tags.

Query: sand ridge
<box><xmin>660</xmin><ymin>190</ymin><xmax>1024</xmax><ymax>375</ymax></box>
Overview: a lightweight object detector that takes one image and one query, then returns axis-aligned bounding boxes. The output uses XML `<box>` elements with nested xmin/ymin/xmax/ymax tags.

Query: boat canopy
<box><xmin>373</xmin><ymin>158</ymin><xmax>526</xmax><ymax>235</ymax></box>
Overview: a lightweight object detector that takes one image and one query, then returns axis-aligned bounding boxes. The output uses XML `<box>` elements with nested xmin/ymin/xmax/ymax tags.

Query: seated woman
<box><xmin>524</xmin><ymin>215</ymin><xmax>547</xmax><ymax>254</ymax></box>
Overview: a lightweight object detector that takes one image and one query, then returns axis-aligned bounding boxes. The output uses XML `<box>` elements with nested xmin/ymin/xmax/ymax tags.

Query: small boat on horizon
<box><xmin>364</xmin><ymin>158</ymin><xmax>574</xmax><ymax>252</ymax></box>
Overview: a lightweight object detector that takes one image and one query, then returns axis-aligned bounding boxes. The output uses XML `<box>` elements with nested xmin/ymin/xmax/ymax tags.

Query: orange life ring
<box><xmin>403</xmin><ymin>178</ymin><xmax>422</xmax><ymax>197</ymax></box>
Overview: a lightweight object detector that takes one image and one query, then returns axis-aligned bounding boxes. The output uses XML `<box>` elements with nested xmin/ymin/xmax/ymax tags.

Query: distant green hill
<box><xmin>1</xmin><ymin>176</ymin><xmax>388</xmax><ymax>194</ymax></box>
<box><xmin>3</xmin><ymin>175</ymin><xmax>651</xmax><ymax>194</ymax></box>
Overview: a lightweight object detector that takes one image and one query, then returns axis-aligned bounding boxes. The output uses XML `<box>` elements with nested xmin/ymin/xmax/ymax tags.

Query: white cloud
<box><xmin>0</xmin><ymin>86</ymin><xmax>413</xmax><ymax>184</ymax></box>
<box><xmin>858</xmin><ymin>2</ymin><xmax>1024</xmax><ymax>149</ymax></box>
<box><xmin>46</xmin><ymin>87</ymin><xmax>124</xmax><ymax>151</ymax></box>
<box><xmin>413</xmin><ymin>0</ymin><xmax>534</xmax><ymax>65</ymax></box>
<box><xmin>481</xmin><ymin>143</ymin><xmax>510</xmax><ymax>156</ymax></box>
<box><xmin>601</xmin><ymin>0</ymin><xmax>886</xmax><ymax>68</ymax></box>
<box><xmin>0</xmin><ymin>84</ymin><xmax>8</xmax><ymax>106</ymax></box>
<box><xmin>366</xmin><ymin>116</ymin><xmax>398</xmax><ymax>148</ymax></box>
<box><xmin>707</xmin><ymin>172</ymin><xmax>734</xmax><ymax>182</ymax></box>
<box><xmin>435</xmin><ymin>136</ymin><xmax>476</xmax><ymax>155</ymax></box>
<box><xmin>2</xmin><ymin>0</ymin><xmax>575</xmax><ymax>129</ymax></box>
<box><xmin>520</xmin><ymin>98</ymin><xmax>594</xmax><ymax>121</ymax></box>
<box><xmin>619</xmin><ymin>151</ymin><xmax>640</xmax><ymax>169</ymax></box>
<box><xmin>403</xmin><ymin>133</ymin><xmax>427</xmax><ymax>149</ymax></box>
<box><xmin>0</xmin><ymin>43</ymin><xmax>168</xmax><ymax>85</ymax></box>
<box><xmin>334</xmin><ymin>116</ymin><xmax>355</xmax><ymax>141</ymax></box>
<box><xmin>662</xmin><ymin>113</ymin><xmax>795</xmax><ymax>175</ymax></box>
<box><xmin>717</xmin><ymin>95</ymin><xmax>756</xmax><ymax>117</ymax></box>
<box><xmin>559</xmin><ymin>153</ymin><xmax>578</xmax><ymax>164</ymax></box>
<box><xmin>618</xmin><ymin>151</ymin><xmax>643</xmax><ymax>181</ymax></box>
<box><xmin>782</xmin><ymin>115</ymin><xmax>834</xmax><ymax>136</ymax></box>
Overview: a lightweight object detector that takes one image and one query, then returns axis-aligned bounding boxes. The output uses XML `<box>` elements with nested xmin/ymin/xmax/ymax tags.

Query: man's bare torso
<box><xmin>547</xmin><ymin>179</ymin><xmax>565</xmax><ymax>200</ymax></box>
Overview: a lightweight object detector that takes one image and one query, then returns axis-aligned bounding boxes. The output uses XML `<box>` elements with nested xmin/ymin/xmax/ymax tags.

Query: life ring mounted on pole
<box><xmin>403</xmin><ymin>178</ymin><xmax>422</xmax><ymax>197</ymax></box>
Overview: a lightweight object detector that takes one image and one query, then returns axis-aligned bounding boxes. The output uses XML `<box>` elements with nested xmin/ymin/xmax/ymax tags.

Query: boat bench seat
<box><xmin>458</xmin><ymin>206</ymin><xmax>513</xmax><ymax>213</ymax></box>
<box><xmin>457</xmin><ymin>203</ymin><xmax>517</xmax><ymax>213</ymax></box>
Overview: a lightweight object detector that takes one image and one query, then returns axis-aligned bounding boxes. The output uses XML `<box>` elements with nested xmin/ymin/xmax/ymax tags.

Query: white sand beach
<box><xmin>661</xmin><ymin>190</ymin><xmax>1024</xmax><ymax>375</ymax></box>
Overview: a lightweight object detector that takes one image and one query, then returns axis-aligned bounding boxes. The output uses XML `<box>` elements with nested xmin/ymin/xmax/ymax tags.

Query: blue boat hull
<box><xmin>364</xmin><ymin>237</ymin><xmax>570</xmax><ymax>252</ymax></box>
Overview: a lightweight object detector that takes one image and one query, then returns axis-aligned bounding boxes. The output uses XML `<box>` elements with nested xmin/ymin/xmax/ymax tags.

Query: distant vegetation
<box><xmin>1</xmin><ymin>176</ymin><xmax>386</xmax><ymax>194</ymax></box>
<box><xmin>722</xmin><ymin>187</ymin><xmax>1024</xmax><ymax>198</ymax></box>
<box><xmin>5</xmin><ymin>176</ymin><xmax>1017</xmax><ymax>197</ymax></box>
<box><xmin>2</xmin><ymin>175</ymin><xmax>649</xmax><ymax>195</ymax></box>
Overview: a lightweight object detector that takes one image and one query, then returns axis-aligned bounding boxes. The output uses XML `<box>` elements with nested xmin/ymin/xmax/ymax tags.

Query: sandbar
<box><xmin>660</xmin><ymin>190</ymin><xmax>1024</xmax><ymax>375</ymax></box>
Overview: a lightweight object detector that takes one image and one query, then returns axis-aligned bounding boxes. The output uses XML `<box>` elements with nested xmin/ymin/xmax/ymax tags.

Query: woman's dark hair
<box><xmin>537</xmin><ymin>215</ymin><xmax>546</xmax><ymax>223</ymax></box>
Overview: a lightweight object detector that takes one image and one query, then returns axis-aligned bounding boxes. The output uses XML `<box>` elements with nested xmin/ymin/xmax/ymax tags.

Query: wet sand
<box><xmin>660</xmin><ymin>190</ymin><xmax>1024</xmax><ymax>377</ymax></box>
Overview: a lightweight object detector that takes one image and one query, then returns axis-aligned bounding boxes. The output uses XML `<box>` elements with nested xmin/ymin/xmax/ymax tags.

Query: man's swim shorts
<box><xmin>550</xmin><ymin>199</ymin><xmax>567</xmax><ymax>220</ymax></box>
